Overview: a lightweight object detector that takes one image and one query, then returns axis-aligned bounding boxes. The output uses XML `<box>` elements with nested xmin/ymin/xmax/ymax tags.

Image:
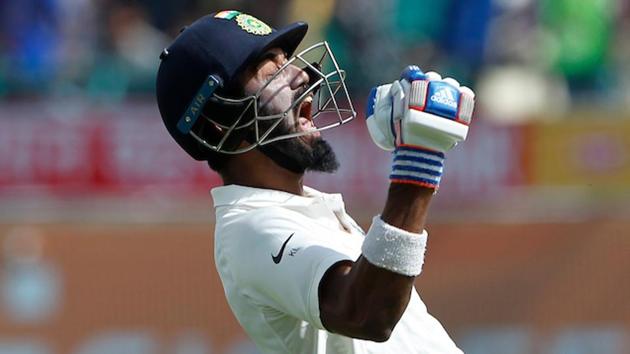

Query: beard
<box><xmin>255</xmin><ymin>110</ymin><xmax>339</xmax><ymax>174</ymax></box>
<box><xmin>262</xmin><ymin>133</ymin><xmax>339</xmax><ymax>174</ymax></box>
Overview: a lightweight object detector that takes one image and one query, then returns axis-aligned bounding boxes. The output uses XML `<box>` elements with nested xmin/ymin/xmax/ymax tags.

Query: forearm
<box><xmin>351</xmin><ymin>184</ymin><xmax>433</xmax><ymax>329</ymax></box>
<box><xmin>321</xmin><ymin>183</ymin><xmax>433</xmax><ymax>340</ymax></box>
<box><xmin>381</xmin><ymin>183</ymin><xmax>434</xmax><ymax>233</ymax></box>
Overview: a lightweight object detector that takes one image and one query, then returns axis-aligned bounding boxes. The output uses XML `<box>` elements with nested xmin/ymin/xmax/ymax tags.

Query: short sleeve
<box><xmin>215</xmin><ymin>207</ymin><xmax>362</xmax><ymax>329</ymax></box>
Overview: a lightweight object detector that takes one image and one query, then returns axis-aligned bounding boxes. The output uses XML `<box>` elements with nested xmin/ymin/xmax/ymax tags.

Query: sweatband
<box><xmin>361</xmin><ymin>215</ymin><xmax>428</xmax><ymax>276</ymax></box>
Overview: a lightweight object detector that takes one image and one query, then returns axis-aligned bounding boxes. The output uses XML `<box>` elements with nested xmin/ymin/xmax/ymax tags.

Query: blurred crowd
<box><xmin>1</xmin><ymin>0</ymin><xmax>630</xmax><ymax>120</ymax></box>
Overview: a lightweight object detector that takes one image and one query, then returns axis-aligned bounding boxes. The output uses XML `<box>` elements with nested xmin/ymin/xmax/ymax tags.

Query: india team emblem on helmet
<box><xmin>236</xmin><ymin>14</ymin><xmax>272</xmax><ymax>35</ymax></box>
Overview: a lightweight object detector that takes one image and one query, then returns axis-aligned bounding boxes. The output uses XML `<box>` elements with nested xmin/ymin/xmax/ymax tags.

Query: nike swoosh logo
<box><xmin>271</xmin><ymin>233</ymin><xmax>294</xmax><ymax>264</ymax></box>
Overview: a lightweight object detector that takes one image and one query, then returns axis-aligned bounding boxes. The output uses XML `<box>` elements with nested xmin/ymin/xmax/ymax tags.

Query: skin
<box><xmin>220</xmin><ymin>48</ymin><xmax>434</xmax><ymax>342</ymax></box>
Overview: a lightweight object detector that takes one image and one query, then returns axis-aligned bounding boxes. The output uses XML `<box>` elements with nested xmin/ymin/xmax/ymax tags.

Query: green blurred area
<box><xmin>1</xmin><ymin>0</ymin><xmax>629</xmax><ymax>116</ymax></box>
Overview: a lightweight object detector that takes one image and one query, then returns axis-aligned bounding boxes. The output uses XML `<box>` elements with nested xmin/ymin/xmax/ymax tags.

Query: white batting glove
<box><xmin>365</xmin><ymin>66</ymin><xmax>475</xmax><ymax>189</ymax></box>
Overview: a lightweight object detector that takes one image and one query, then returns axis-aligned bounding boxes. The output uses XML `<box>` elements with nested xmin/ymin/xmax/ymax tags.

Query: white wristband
<box><xmin>361</xmin><ymin>215</ymin><xmax>428</xmax><ymax>276</ymax></box>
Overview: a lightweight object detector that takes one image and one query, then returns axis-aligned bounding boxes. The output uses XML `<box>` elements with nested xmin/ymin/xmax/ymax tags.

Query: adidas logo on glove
<box><xmin>430</xmin><ymin>87</ymin><xmax>458</xmax><ymax>108</ymax></box>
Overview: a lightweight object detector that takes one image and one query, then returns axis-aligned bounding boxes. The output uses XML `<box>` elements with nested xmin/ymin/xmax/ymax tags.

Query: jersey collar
<box><xmin>211</xmin><ymin>184</ymin><xmax>344</xmax><ymax>209</ymax></box>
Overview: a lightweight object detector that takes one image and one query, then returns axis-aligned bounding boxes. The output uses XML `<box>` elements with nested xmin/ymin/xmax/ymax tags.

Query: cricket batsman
<box><xmin>156</xmin><ymin>10</ymin><xmax>474</xmax><ymax>354</ymax></box>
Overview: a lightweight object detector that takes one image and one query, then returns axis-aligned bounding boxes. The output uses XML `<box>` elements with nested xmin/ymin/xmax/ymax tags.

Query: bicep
<box><xmin>318</xmin><ymin>259</ymin><xmax>354</xmax><ymax>331</ymax></box>
<box><xmin>317</xmin><ymin>256</ymin><xmax>415</xmax><ymax>341</ymax></box>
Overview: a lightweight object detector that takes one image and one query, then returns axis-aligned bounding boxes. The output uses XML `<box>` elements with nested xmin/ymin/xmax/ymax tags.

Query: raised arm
<box><xmin>319</xmin><ymin>184</ymin><xmax>433</xmax><ymax>341</ymax></box>
<box><xmin>319</xmin><ymin>66</ymin><xmax>476</xmax><ymax>341</ymax></box>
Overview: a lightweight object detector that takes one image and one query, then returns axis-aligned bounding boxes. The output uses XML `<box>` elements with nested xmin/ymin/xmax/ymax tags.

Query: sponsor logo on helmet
<box><xmin>236</xmin><ymin>14</ymin><xmax>272</xmax><ymax>35</ymax></box>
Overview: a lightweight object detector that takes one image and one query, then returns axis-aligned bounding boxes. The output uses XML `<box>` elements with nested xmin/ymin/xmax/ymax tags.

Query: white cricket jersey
<box><xmin>212</xmin><ymin>184</ymin><xmax>463</xmax><ymax>354</ymax></box>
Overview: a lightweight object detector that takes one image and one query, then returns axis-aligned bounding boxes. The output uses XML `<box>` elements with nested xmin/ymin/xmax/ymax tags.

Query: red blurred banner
<box><xmin>0</xmin><ymin>114</ymin><xmax>219</xmax><ymax>195</ymax></box>
<box><xmin>0</xmin><ymin>104</ymin><xmax>528</xmax><ymax>202</ymax></box>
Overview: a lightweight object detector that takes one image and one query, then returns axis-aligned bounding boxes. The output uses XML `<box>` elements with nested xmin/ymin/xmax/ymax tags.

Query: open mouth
<box><xmin>294</xmin><ymin>94</ymin><xmax>321</xmax><ymax>142</ymax></box>
<box><xmin>298</xmin><ymin>95</ymin><xmax>313</xmax><ymax>121</ymax></box>
<box><xmin>296</xmin><ymin>94</ymin><xmax>319</xmax><ymax>135</ymax></box>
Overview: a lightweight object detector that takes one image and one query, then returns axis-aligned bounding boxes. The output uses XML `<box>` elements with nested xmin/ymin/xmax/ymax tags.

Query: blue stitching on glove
<box><xmin>400</xmin><ymin>65</ymin><xmax>425</xmax><ymax>82</ymax></box>
<box><xmin>366</xmin><ymin>87</ymin><xmax>378</xmax><ymax>118</ymax></box>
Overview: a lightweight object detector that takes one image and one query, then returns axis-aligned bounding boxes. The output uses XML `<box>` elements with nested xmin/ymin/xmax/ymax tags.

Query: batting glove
<box><xmin>366</xmin><ymin>66</ymin><xmax>475</xmax><ymax>189</ymax></box>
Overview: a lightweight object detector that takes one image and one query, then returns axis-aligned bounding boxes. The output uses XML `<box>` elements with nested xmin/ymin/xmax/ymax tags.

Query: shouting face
<box><xmin>240</xmin><ymin>47</ymin><xmax>339</xmax><ymax>173</ymax></box>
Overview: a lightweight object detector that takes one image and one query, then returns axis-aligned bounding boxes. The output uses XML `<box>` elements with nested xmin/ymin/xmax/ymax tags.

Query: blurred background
<box><xmin>1</xmin><ymin>0</ymin><xmax>629</xmax><ymax>353</ymax></box>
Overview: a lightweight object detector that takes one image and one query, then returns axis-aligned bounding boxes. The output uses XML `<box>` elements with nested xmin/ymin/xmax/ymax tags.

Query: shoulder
<box><xmin>216</xmin><ymin>205</ymin><xmax>305</xmax><ymax>236</ymax></box>
<box><xmin>214</xmin><ymin>206</ymin><xmax>314</xmax><ymax>261</ymax></box>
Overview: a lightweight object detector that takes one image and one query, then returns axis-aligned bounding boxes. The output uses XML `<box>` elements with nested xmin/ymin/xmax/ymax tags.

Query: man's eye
<box><xmin>261</xmin><ymin>52</ymin><xmax>277</xmax><ymax>62</ymax></box>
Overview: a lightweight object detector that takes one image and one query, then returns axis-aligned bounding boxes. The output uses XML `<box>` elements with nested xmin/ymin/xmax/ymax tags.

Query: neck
<box><xmin>220</xmin><ymin>148</ymin><xmax>305</xmax><ymax>195</ymax></box>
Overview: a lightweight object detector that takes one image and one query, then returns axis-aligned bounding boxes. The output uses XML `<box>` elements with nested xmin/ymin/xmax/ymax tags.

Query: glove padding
<box><xmin>365</xmin><ymin>66</ymin><xmax>475</xmax><ymax>153</ymax></box>
<box><xmin>365</xmin><ymin>66</ymin><xmax>475</xmax><ymax>189</ymax></box>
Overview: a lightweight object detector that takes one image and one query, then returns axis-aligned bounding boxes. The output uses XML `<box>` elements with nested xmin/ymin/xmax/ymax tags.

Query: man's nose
<box><xmin>288</xmin><ymin>64</ymin><xmax>310</xmax><ymax>90</ymax></box>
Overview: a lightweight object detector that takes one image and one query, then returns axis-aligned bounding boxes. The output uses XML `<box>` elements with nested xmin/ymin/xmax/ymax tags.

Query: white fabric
<box><xmin>405</xmin><ymin>109</ymin><xmax>469</xmax><ymax>151</ymax></box>
<box><xmin>366</xmin><ymin>82</ymin><xmax>398</xmax><ymax>151</ymax></box>
<box><xmin>362</xmin><ymin>215</ymin><xmax>428</xmax><ymax>276</ymax></box>
<box><xmin>212</xmin><ymin>184</ymin><xmax>463</xmax><ymax>354</ymax></box>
